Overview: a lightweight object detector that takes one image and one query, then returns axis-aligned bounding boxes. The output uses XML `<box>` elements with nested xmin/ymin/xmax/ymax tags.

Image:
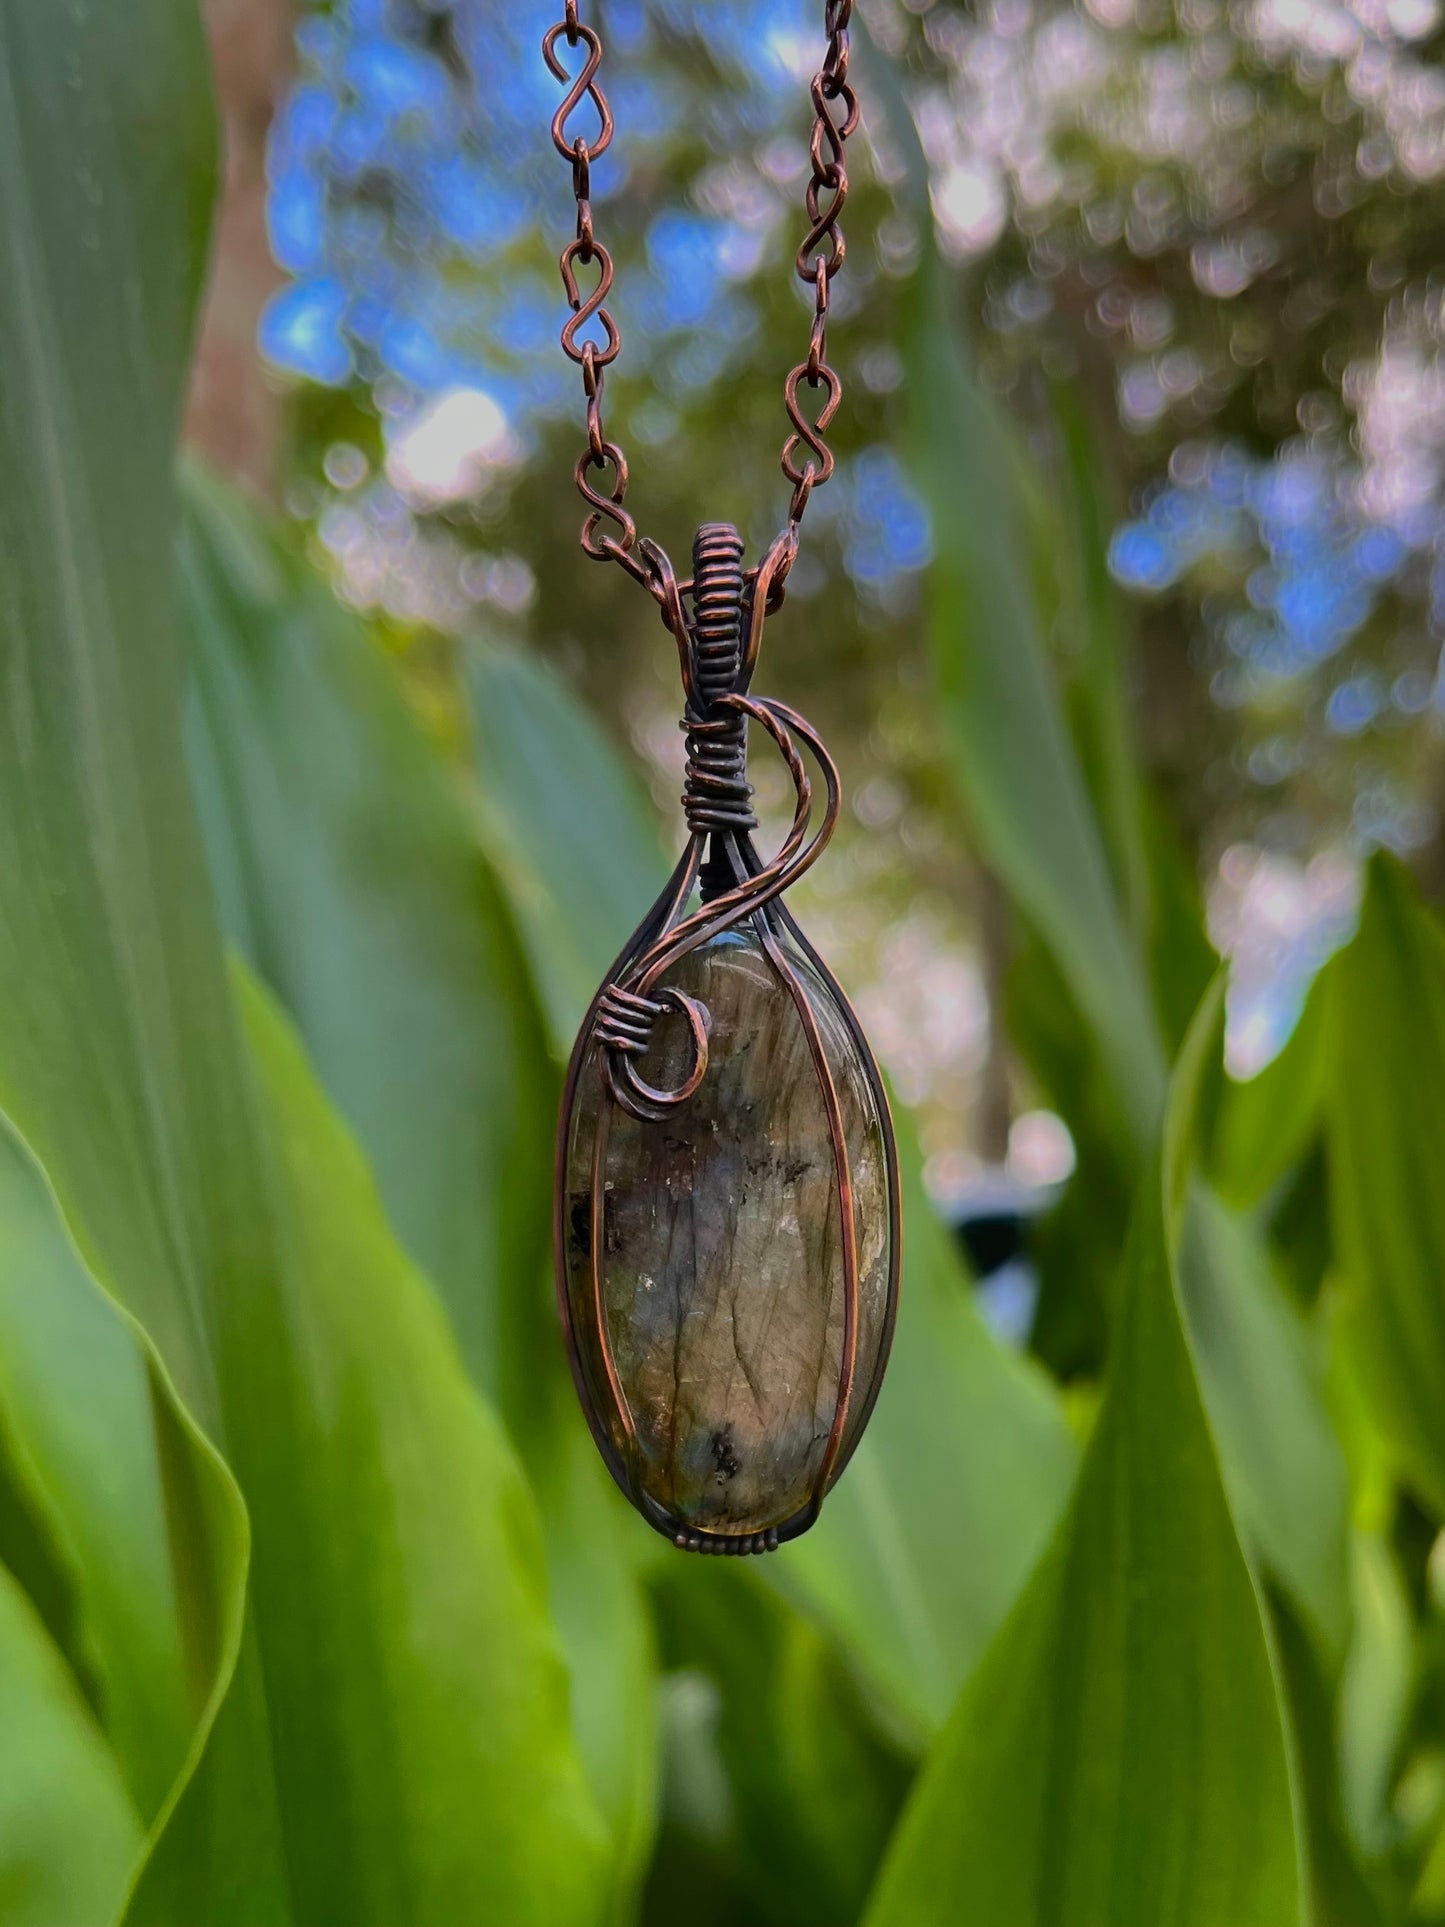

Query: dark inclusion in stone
<box><xmin>562</xmin><ymin>926</ymin><xmax>893</xmax><ymax>1544</ymax></box>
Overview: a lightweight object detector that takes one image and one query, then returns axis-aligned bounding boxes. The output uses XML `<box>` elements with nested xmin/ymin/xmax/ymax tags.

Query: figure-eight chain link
<box><xmin>544</xmin><ymin>0</ymin><xmax>856</xmax><ymax>598</ymax></box>
<box><xmin>783</xmin><ymin>0</ymin><xmax>857</xmax><ymax>526</ymax></box>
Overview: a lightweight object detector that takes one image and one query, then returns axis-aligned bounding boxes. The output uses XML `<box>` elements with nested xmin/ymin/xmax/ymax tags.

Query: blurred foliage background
<box><xmin>4</xmin><ymin>0</ymin><xmax>1445</xmax><ymax>1922</ymax></box>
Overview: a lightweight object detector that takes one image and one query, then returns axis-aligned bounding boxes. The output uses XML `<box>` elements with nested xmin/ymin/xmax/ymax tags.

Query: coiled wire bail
<box><xmin>684</xmin><ymin>525</ymin><xmax>755</xmax><ymax>901</ymax></box>
<box><xmin>595</xmin><ymin>522</ymin><xmax>813</xmax><ymax>1121</ymax></box>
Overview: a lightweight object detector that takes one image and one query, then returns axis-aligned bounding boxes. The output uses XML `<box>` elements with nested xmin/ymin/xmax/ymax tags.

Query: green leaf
<box><xmin>1414</xmin><ymin>1813</ymin><xmax>1445</xmax><ymax>1919</ymax></box>
<box><xmin>1140</xmin><ymin>801</ymin><xmax>1219</xmax><ymax>1063</ymax></box>
<box><xmin>1161</xmin><ymin>986</ymin><xmax>1351</xmax><ymax>1664</ymax></box>
<box><xmin>858</xmin><ymin>19</ymin><xmax>1163</xmax><ymax>1146</ymax></box>
<box><xmin>182</xmin><ymin>470</ymin><xmax>554</xmax><ymax>1412</ymax></box>
<box><xmin>0</xmin><ymin>7</ymin><xmax>608</xmax><ymax>1916</ymax></box>
<box><xmin>462</xmin><ymin>635</ymin><xmax>672</xmax><ymax>1894</ymax></box>
<box><xmin>1267</xmin><ymin>1589</ymin><xmax>1397</xmax><ymax>1927</ymax></box>
<box><xmin>0</xmin><ymin>3</ymin><xmax>277</xmax><ymax>1909</ymax></box>
<box><xmin>227</xmin><ymin>966</ymin><xmax>611</xmax><ymax>1922</ymax></box>
<box><xmin>1211</xmin><ymin>977</ymin><xmax>1329</xmax><ymax>1212</ymax></box>
<box><xmin>648</xmin><ymin>1563</ymin><xmax>912</xmax><ymax>1927</ymax></box>
<box><xmin>866</xmin><ymin>985</ymin><xmax>1303</xmax><ymax>1927</ymax></box>
<box><xmin>464</xmin><ymin>636</ymin><xmax>669</xmax><ymax>1051</ymax></box>
<box><xmin>183</xmin><ymin>483</ymin><xmax>656</xmax><ymax>1912</ymax></box>
<box><xmin>1008</xmin><ymin>926</ymin><xmax>1133</xmax><ymax>1376</ymax></box>
<box><xmin>1328</xmin><ymin>855</ymin><xmax>1445</xmax><ymax>1518</ymax></box>
<box><xmin>0</xmin><ymin>1393</ymin><xmax>86</xmax><ymax>1723</ymax></box>
<box><xmin>1168</xmin><ymin>990</ymin><xmax>1350</xmax><ymax>1663</ymax></box>
<box><xmin>1050</xmin><ymin>381</ymin><xmax>1151</xmax><ymax>951</ymax></box>
<box><xmin>0</xmin><ymin>1127</ymin><xmax>191</xmax><ymax>1820</ymax></box>
<box><xmin>908</xmin><ymin>248</ymin><xmax>1166</xmax><ymax>1152</ymax></box>
<box><xmin>1338</xmin><ymin>1532</ymin><xmax>1414</xmax><ymax>1861</ymax></box>
<box><xmin>780</xmin><ymin>1117</ymin><xmax>1078</xmax><ymax>1738</ymax></box>
<box><xmin>1043</xmin><ymin>396</ymin><xmax>1219</xmax><ymax>1066</ymax></box>
<box><xmin>529</xmin><ymin>1402</ymin><xmax>661</xmax><ymax>1923</ymax></box>
<box><xmin>0</xmin><ymin>1561</ymin><xmax>141</xmax><ymax>1927</ymax></box>
<box><xmin>1179</xmin><ymin>1187</ymin><xmax>1351</xmax><ymax>1662</ymax></box>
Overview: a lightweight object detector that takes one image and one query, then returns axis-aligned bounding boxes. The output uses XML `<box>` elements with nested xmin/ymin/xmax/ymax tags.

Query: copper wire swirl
<box><xmin>596</xmin><ymin>552</ymin><xmax>843</xmax><ymax>1127</ymax></box>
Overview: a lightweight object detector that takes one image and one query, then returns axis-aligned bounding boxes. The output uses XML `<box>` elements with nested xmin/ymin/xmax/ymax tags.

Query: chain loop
<box><xmin>559</xmin><ymin>237</ymin><xmax>620</xmax><ymax>367</ymax></box>
<box><xmin>545</xmin><ymin>10</ymin><xmax>639</xmax><ymax>582</ymax></box>
<box><xmin>545</xmin><ymin>2</ymin><xmax>855</xmax><ymax>586</ymax></box>
<box><xmin>784</xmin><ymin>1</ymin><xmax>854</xmax><ymax>532</ymax></box>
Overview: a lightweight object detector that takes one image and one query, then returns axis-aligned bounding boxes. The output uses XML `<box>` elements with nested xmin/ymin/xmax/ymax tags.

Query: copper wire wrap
<box><xmin>689</xmin><ymin>525</ymin><xmax>748</xmax><ymax>709</ymax></box>
<box><xmin>552</xmin><ymin>519</ymin><xmax>901</xmax><ymax>1555</ymax></box>
<box><xmin>684</xmin><ymin>526</ymin><xmax>757</xmax><ymax>901</ymax></box>
<box><xmin>547</xmin><ymin>9</ymin><xmax>900</xmax><ymax>1559</ymax></box>
<box><xmin>590</xmin><ymin>525</ymin><xmax>843</xmax><ymax>1125</ymax></box>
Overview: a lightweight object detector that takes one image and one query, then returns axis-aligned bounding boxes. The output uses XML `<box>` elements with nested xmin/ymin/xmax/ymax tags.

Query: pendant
<box><xmin>555</xmin><ymin>525</ymin><xmax>901</xmax><ymax>1553</ymax></box>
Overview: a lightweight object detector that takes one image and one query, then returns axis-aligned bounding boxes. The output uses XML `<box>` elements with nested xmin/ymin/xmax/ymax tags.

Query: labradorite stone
<box><xmin>563</xmin><ymin>926</ymin><xmax>891</xmax><ymax>1540</ymax></box>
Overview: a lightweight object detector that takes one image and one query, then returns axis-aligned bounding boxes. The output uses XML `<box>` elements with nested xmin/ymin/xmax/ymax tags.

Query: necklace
<box><xmin>545</xmin><ymin>0</ymin><xmax>900</xmax><ymax>1555</ymax></box>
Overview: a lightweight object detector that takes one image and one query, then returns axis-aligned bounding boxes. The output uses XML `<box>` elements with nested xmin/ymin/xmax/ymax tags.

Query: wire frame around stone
<box><xmin>554</xmin><ymin>525</ymin><xmax>902</xmax><ymax>1555</ymax></box>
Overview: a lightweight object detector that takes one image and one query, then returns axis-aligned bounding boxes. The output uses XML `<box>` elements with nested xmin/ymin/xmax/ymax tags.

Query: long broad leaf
<box><xmin>0</xmin><ymin>2</ymin><xmax>280</xmax><ymax>1909</ymax></box>
<box><xmin>184</xmin><ymin>492</ymin><xmax>656</xmax><ymax>1915</ymax></box>
<box><xmin>183</xmin><ymin>470</ymin><xmax>554</xmax><ymax>1413</ymax></box>
<box><xmin>1268</xmin><ymin>1588</ymin><xmax>1397</xmax><ymax>1927</ymax></box>
<box><xmin>865</xmin><ymin>984</ymin><xmax>1303</xmax><ymax>1926</ymax></box>
<box><xmin>781</xmin><ymin>1122</ymin><xmax>1077</xmax><ymax>1737</ymax></box>
<box><xmin>1162</xmin><ymin>995</ymin><xmax>1349</xmax><ymax>1665</ymax></box>
<box><xmin>910</xmin><ymin>257</ymin><xmax>1164</xmax><ymax>1148</ymax></box>
<box><xmin>1179</xmin><ymin>1187</ymin><xmax>1350</xmax><ymax>1662</ymax></box>
<box><xmin>857</xmin><ymin>25</ymin><xmax>1165</xmax><ymax>1146</ymax></box>
<box><xmin>529</xmin><ymin>1407</ymin><xmax>660</xmax><ymax>1920</ymax></box>
<box><xmin>1338</xmin><ymin>1532</ymin><xmax>1413</xmax><ymax>1862</ymax></box>
<box><xmin>464</xmin><ymin>635</ymin><xmax>669</xmax><ymax>1051</ymax></box>
<box><xmin>0</xmin><ymin>7</ymin><xmax>608</xmax><ymax>1921</ymax></box>
<box><xmin>0</xmin><ymin>1129</ymin><xmax>191</xmax><ymax>1820</ymax></box>
<box><xmin>228</xmin><ymin>967</ymin><xmax>611</xmax><ymax>1922</ymax></box>
<box><xmin>1328</xmin><ymin>854</ymin><xmax>1445</xmax><ymax>1518</ymax></box>
<box><xmin>905</xmin><ymin>272</ymin><xmax>1165</xmax><ymax>1154</ymax></box>
<box><xmin>1210</xmin><ymin>976</ymin><xmax>1329</xmax><ymax>1212</ymax></box>
<box><xmin>1051</xmin><ymin>381</ymin><xmax>1152</xmax><ymax>951</ymax></box>
<box><xmin>0</xmin><ymin>1561</ymin><xmax>141</xmax><ymax>1927</ymax></box>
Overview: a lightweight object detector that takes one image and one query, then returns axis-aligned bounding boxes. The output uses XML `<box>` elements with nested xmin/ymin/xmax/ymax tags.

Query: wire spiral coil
<box><xmin>594</xmin><ymin>524</ymin><xmax>842</xmax><ymax>1122</ymax></box>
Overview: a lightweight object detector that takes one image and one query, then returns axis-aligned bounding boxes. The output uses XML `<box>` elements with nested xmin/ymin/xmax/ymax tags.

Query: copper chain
<box><xmin>544</xmin><ymin>0</ymin><xmax>856</xmax><ymax>597</ymax></box>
